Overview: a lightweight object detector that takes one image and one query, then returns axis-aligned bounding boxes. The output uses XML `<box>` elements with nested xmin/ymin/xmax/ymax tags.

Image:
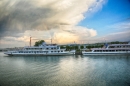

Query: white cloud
<box><xmin>101</xmin><ymin>30</ymin><xmax>130</xmax><ymax>42</ymax></box>
<box><xmin>22</xmin><ymin>26</ymin><xmax>97</xmax><ymax>44</ymax></box>
<box><xmin>0</xmin><ymin>0</ymin><xmax>106</xmax><ymax>47</ymax></box>
<box><xmin>107</xmin><ymin>22</ymin><xmax>130</xmax><ymax>30</ymax></box>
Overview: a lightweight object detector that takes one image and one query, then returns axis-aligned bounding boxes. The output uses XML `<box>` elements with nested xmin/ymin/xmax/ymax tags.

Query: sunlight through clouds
<box><xmin>0</xmin><ymin>0</ymin><xmax>106</xmax><ymax>47</ymax></box>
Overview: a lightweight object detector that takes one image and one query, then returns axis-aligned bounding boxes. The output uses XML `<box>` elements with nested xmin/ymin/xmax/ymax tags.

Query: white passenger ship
<box><xmin>4</xmin><ymin>42</ymin><xmax>75</xmax><ymax>56</ymax></box>
<box><xmin>82</xmin><ymin>43</ymin><xmax>130</xmax><ymax>55</ymax></box>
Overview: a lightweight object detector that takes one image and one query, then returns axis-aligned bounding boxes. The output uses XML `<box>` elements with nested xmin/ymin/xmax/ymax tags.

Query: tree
<box><xmin>80</xmin><ymin>45</ymin><xmax>84</xmax><ymax>49</ymax></box>
<box><xmin>86</xmin><ymin>45</ymin><xmax>91</xmax><ymax>49</ymax></box>
<box><xmin>34</xmin><ymin>40</ymin><xmax>45</xmax><ymax>46</ymax></box>
<box><xmin>66</xmin><ymin>46</ymin><xmax>71</xmax><ymax>51</ymax></box>
<box><xmin>60</xmin><ymin>46</ymin><xmax>65</xmax><ymax>49</ymax></box>
<box><xmin>111</xmin><ymin>41</ymin><xmax>119</xmax><ymax>44</ymax></box>
<box><xmin>75</xmin><ymin>46</ymin><xmax>78</xmax><ymax>50</ymax></box>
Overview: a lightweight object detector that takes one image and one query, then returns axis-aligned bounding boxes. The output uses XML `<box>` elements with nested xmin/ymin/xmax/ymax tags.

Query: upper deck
<box><xmin>91</xmin><ymin>44</ymin><xmax>130</xmax><ymax>52</ymax></box>
<box><xmin>108</xmin><ymin>44</ymin><xmax>130</xmax><ymax>48</ymax></box>
<box><xmin>23</xmin><ymin>42</ymin><xmax>61</xmax><ymax>50</ymax></box>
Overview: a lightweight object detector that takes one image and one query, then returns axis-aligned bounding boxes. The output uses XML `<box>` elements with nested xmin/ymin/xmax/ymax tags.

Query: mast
<box><xmin>51</xmin><ymin>38</ymin><xmax>52</xmax><ymax>44</ymax></box>
<box><xmin>30</xmin><ymin>37</ymin><xmax>31</xmax><ymax>47</ymax></box>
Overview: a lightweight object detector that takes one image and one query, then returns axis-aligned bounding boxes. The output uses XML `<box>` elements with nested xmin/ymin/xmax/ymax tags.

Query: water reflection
<box><xmin>0</xmin><ymin>53</ymin><xmax>130</xmax><ymax>86</ymax></box>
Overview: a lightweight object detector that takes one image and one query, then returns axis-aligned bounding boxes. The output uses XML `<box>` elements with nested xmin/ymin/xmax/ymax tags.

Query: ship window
<box><xmin>61</xmin><ymin>51</ymin><xmax>63</xmax><ymax>52</ymax></box>
<box><xmin>51</xmin><ymin>51</ymin><xmax>53</xmax><ymax>52</ymax></box>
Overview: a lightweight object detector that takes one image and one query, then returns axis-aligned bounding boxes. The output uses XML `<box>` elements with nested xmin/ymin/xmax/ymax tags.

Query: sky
<box><xmin>0</xmin><ymin>0</ymin><xmax>130</xmax><ymax>48</ymax></box>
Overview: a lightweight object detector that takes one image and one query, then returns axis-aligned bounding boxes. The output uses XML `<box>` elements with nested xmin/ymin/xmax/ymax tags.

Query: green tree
<box><xmin>60</xmin><ymin>46</ymin><xmax>65</xmax><ymax>49</ymax></box>
<box><xmin>34</xmin><ymin>40</ymin><xmax>45</xmax><ymax>46</ymax></box>
<box><xmin>75</xmin><ymin>46</ymin><xmax>78</xmax><ymax>50</ymax></box>
<box><xmin>80</xmin><ymin>45</ymin><xmax>84</xmax><ymax>49</ymax></box>
<box><xmin>111</xmin><ymin>41</ymin><xmax>119</xmax><ymax>44</ymax></box>
<box><xmin>66</xmin><ymin>46</ymin><xmax>70</xmax><ymax>51</ymax></box>
<box><xmin>86</xmin><ymin>45</ymin><xmax>91</xmax><ymax>49</ymax></box>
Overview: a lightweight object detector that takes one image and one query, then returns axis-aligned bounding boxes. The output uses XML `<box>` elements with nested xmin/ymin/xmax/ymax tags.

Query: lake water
<box><xmin>0</xmin><ymin>52</ymin><xmax>130</xmax><ymax>86</ymax></box>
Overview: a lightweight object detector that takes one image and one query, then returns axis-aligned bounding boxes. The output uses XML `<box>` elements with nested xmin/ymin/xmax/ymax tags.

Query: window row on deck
<box><xmin>94</xmin><ymin>50</ymin><xmax>130</xmax><ymax>52</ymax></box>
<box><xmin>25</xmin><ymin>47</ymin><xmax>59</xmax><ymax>50</ymax></box>
<box><xmin>109</xmin><ymin>45</ymin><xmax>130</xmax><ymax>48</ymax></box>
<box><xmin>12</xmin><ymin>50</ymin><xmax>64</xmax><ymax>53</ymax></box>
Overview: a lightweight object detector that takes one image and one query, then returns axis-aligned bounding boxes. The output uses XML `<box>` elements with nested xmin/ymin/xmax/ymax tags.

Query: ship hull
<box><xmin>4</xmin><ymin>52</ymin><xmax>75</xmax><ymax>56</ymax></box>
<box><xmin>82</xmin><ymin>52</ymin><xmax>130</xmax><ymax>55</ymax></box>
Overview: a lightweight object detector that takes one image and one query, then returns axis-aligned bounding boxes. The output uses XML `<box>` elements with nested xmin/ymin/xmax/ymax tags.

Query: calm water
<box><xmin>0</xmin><ymin>52</ymin><xmax>130</xmax><ymax>86</ymax></box>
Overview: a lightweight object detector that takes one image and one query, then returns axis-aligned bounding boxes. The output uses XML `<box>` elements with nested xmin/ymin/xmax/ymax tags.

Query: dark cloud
<box><xmin>0</xmin><ymin>0</ymin><xmax>104</xmax><ymax>41</ymax></box>
<box><xmin>62</xmin><ymin>29</ymin><xmax>76</xmax><ymax>34</ymax></box>
<box><xmin>0</xmin><ymin>0</ymin><xmax>55</xmax><ymax>37</ymax></box>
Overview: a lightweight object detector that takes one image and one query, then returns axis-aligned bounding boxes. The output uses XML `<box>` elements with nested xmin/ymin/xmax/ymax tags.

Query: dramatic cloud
<box><xmin>0</xmin><ymin>0</ymin><xmax>106</xmax><ymax>47</ymax></box>
<box><xmin>24</xmin><ymin>26</ymin><xmax>97</xmax><ymax>44</ymax></box>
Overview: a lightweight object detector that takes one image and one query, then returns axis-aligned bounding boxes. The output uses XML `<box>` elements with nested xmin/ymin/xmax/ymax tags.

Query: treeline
<box><xmin>109</xmin><ymin>41</ymin><xmax>127</xmax><ymax>44</ymax></box>
<box><xmin>60</xmin><ymin>41</ymin><xmax>128</xmax><ymax>50</ymax></box>
<box><xmin>60</xmin><ymin>46</ymin><xmax>78</xmax><ymax>51</ymax></box>
<box><xmin>60</xmin><ymin>44</ymin><xmax>104</xmax><ymax>50</ymax></box>
<box><xmin>86</xmin><ymin>44</ymin><xmax>104</xmax><ymax>49</ymax></box>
